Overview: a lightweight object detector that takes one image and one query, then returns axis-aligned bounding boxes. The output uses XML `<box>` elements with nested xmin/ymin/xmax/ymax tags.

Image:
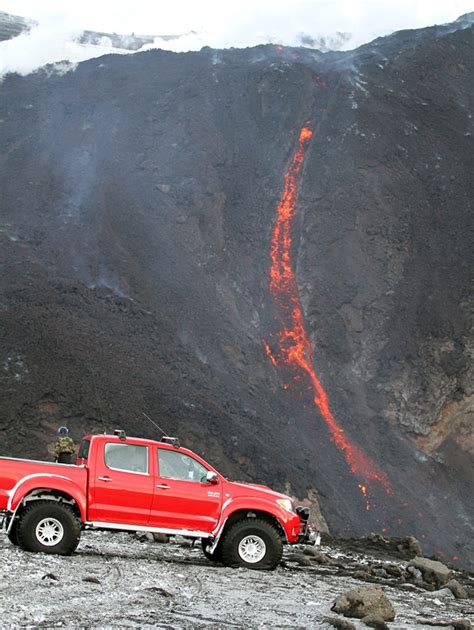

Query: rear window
<box><xmin>104</xmin><ymin>443</ymin><xmax>148</xmax><ymax>474</ymax></box>
<box><xmin>78</xmin><ymin>439</ymin><xmax>90</xmax><ymax>460</ymax></box>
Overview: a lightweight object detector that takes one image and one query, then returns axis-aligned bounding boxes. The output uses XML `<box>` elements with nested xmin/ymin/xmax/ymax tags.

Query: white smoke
<box><xmin>1</xmin><ymin>0</ymin><xmax>473</xmax><ymax>77</ymax></box>
<box><xmin>0</xmin><ymin>12</ymin><xmax>130</xmax><ymax>78</ymax></box>
<box><xmin>149</xmin><ymin>0</ymin><xmax>473</xmax><ymax>52</ymax></box>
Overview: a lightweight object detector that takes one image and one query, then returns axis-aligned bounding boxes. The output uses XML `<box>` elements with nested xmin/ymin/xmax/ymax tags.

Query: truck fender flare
<box><xmin>212</xmin><ymin>497</ymin><xmax>289</xmax><ymax>541</ymax></box>
<box><xmin>7</xmin><ymin>473</ymin><xmax>87</xmax><ymax>521</ymax></box>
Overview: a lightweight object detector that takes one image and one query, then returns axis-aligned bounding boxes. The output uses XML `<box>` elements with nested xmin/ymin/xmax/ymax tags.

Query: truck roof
<box><xmin>82</xmin><ymin>433</ymin><xmax>210</xmax><ymax>461</ymax></box>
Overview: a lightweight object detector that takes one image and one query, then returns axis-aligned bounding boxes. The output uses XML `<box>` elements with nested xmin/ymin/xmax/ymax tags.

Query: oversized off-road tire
<box><xmin>201</xmin><ymin>538</ymin><xmax>222</xmax><ymax>563</ymax></box>
<box><xmin>220</xmin><ymin>518</ymin><xmax>283</xmax><ymax>570</ymax></box>
<box><xmin>16</xmin><ymin>500</ymin><xmax>81</xmax><ymax>555</ymax></box>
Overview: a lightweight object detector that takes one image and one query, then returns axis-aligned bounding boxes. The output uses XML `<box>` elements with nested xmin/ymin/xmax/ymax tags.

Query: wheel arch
<box><xmin>8</xmin><ymin>476</ymin><xmax>86</xmax><ymax>522</ymax></box>
<box><xmin>217</xmin><ymin>507</ymin><xmax>287</xmax><ymax>542</ymax></box>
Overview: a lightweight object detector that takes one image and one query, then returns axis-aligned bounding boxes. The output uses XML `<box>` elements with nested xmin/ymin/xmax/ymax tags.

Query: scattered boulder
<box><xmin>331</xmin><ymin>586</ymin><xmax>395</xmax><ymax>621</ymax></box>
<box><xmin>302</xmin><ymin>548</ymin><xmax>334</xmax><ymax>564</ymax></box>
<box><xmin>428</xmin><ymin>587</ymin><xmax>455</xmax><ymax>600</ymax></box>
<box><xmin>145</xmin><ymin>586</ymin><xmax>174</xmax><ymax>598</ymax></box>
<box><xmin>83</xmin><ymin>576</ymin><xmax>101</xmax><ymax>584</ymax></box>
<box><xmin>406</xmin><ymin>565</ymin><xmax>422</xmax><ymax>580</ymax></box>
<box><xmin>135</xmin><ymin>531</ymin><xmax>154</xmax><ymax>543</ymax></box>
<box><xmin>321</xmin><ymin>617</ymin><xmax>356</xmax><ymax>630</ymax></box>
<box><xmin>286</xmin><ymin>553</ymin><xmax>312</xmax><ymax>566</ymax></box>
<box><xmin>417</xmin><ymin>618</ymin><xmax>472</xmax><ymax>629</ymax></box>
<box><xmin>361</xmin><ymin>614</ymin><xmax>390</xmax><ymax>629</ymax></box>
<box><xmin>353</xmin><ymin>570</ymin><xmax>373</xmax><ymax>581</ymax></box>
<box><xmin>326</xmin><ymin>533</ymin><xmax>424</xmax><ymax>563</ymax></box>
<box><xmin>446</xmin><ymin>579</ymin><xmax>469</xmax><ymax>599</ymax></box>
<box><xmin>354</xmin><ymin>563</ymin><xmax>371</xmax><ymax>572</ymax></box>
<box><xmin>396</xmin><ymin>536</ymin><xmax>422</xmax><ymax>557</ymax></box>
<box><xmin>41</xmin><ymin>573</ymin><xmax>59</xmax><ymax>581</ymax></box>
<box><xmin>408</xmin><ymin>556</ymin><xmax>452</xmax><ymax>587</ymax></box>
<box><xmin>363</xmin><ymin>533</ymin><xmax>422</xmax><ymax>559</ymax></box>
<box><xmin>152</xmin><ymin>533</ymin><xmax>170</xmax><ymax>543</ymax></box>
<box><xmin>405</xmin><ymin>565</ymin><xmax>431</xmax><ymax>589</ymax></box>
<box><xmin>385</xmin><ymin>564</ymin><xmax>403</xmax><ymax>578</ymax></box>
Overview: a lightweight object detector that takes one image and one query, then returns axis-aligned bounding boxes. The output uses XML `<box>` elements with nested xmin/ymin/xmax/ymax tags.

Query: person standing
<box><xmin>54</xmin><ymin>426</ymin><xmax>76</xmax><ymax>464</ymax></box>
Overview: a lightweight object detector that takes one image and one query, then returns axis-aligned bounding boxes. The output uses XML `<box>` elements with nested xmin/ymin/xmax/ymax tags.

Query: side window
<box><xmin>158</xmin><ymin>449</ymin><xmax>208</xmax><ymax>483</ymax></box>
<box><xmin>104</xmin><ymin>443</ymin><xmax>148</xmax><ymax>474</ymax></box>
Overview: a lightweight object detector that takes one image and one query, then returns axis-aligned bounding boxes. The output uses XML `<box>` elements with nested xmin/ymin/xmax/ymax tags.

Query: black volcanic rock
<box><xmin>0</xmin><ymin>11</ymin><xmax>32</xmax><ymax>41</ymax></box>
<box><xmin>0</xmin><ymin>18</ymin><xmax>473</xmax><ymax>566</ymax></box>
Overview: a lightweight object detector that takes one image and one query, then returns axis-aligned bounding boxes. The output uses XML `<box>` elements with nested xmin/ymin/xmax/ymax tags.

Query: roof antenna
<box><xmin>142</xmin><ymin>412</ymin><xmax>180</xmax><ymax>448</ymax></box>
<box><xmin>142</xmin><ymin>412</ymin><xmax>169</xmax><ymax>437</ymax></box>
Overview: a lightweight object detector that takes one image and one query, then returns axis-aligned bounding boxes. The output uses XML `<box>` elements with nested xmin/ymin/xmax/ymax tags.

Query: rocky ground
<box><xmin>0</xmin><ymin>530</ymin><xmax>472</xmax><ymax>628</ymax></box>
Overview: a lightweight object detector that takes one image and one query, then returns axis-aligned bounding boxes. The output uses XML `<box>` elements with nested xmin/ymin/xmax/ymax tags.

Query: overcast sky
<box><xmin>2</xmin><ymin>0</ymin><xmax>473</xmax><ymax>37</ymax></box>
<box><xmin>1</xmin><ymin>0</ymin><xmax>473</xmax><ymax>75</ymax></box>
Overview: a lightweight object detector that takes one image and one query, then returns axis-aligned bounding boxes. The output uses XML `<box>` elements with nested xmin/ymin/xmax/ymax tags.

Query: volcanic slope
<box><xmin>1</xmin><ymin>16</ymin><xmax>473</xmax><ymax>566</ymax></box>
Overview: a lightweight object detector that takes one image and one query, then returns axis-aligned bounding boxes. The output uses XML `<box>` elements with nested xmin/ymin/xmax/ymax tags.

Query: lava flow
<box><xmin>264</xmin><ymin>125</ymin><xmax>392</xmax><ymax>499</ymax></box>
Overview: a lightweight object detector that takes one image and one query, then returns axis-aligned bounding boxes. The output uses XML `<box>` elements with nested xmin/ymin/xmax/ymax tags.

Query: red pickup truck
<box><xmin>0</xmin><ymin>432</ymin><xmax>315</xmax><ymax>569</ymax></box>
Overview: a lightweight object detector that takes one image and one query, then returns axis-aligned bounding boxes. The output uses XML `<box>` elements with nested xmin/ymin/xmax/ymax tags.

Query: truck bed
<box><xmin>0</xmin><ymin>457</ymin><xmax>87</xmax><ymax>512</ymax></box>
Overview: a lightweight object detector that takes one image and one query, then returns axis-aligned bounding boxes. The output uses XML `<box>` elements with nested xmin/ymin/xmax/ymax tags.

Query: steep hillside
<box><xmin>1</xmin><ymin>17</ymin><xmax>473</xmax><ymax>566</ymax></box>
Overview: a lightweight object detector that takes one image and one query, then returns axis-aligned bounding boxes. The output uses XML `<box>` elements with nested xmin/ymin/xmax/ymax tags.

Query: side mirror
<box><xmin>206</xmin><ymin>471</ymin><xmax>219</xmax><ymax>485</ymax></box>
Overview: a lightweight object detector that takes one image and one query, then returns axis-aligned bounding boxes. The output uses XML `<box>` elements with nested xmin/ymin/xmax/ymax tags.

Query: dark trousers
<box><xmin>57</xmin><ymin>453</ymin><xmax>74</xmax><ymax>464</ymax></box>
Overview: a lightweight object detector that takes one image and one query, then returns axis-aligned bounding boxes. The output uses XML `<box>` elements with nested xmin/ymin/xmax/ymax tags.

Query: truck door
<box><xmin>88</xmin><ymin>441</ymin><xmax>154</xmax><ymax>526</ymax></box>
<box><xmin>149</xmin><ymin>448</ymin><xmax>222</xmax><ymax>533</ymax></box>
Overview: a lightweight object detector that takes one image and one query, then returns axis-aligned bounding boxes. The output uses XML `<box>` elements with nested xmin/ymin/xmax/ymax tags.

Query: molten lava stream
<box><xmin>264</xmin><ymin>125</ymin><xmax>392</xmax><ymax>500</ymax></box>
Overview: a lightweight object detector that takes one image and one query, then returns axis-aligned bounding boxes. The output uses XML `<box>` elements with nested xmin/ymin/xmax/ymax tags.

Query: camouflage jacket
<box><xmin>54</xmin><ymin>436</ymin><xmax>76</xmax><ymax>457</ymax></box>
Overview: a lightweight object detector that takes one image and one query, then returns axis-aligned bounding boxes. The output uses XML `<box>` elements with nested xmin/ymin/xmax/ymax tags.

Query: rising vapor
<box><xmin>1</xmin><ymin>1</ymin><xmax>473</xmax><ymax>77</ymax></box>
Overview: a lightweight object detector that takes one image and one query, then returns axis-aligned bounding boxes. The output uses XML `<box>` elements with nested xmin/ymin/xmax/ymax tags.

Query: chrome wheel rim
<box><xmin>35</xmin><ymin>517</ymin><xmax>64</xmax><ymax>546</ymax></box>
<box><xmin>238</xmin><ymin>534</ymin><xmax>266</xmax><ymax>563</ymax></box>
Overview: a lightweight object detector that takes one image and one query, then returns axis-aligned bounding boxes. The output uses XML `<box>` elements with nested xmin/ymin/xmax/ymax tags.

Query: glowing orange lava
<box><xmin>265</xmin><ymin>124</ymin><xmax>392</xmax><ymax>497</ymax></box>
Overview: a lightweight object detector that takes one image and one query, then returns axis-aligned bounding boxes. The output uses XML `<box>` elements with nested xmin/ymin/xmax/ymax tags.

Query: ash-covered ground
<box><xmin>0</xmin><ymin>530</ymin><xmax>472</xmax><ymax>628</ymax></box>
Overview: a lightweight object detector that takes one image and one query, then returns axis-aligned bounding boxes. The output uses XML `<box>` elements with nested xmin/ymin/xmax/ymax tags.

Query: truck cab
<box><xmin>79</xmin><ymin>433</ymin><xmax>223</xmax><ymax>535</ymax></box>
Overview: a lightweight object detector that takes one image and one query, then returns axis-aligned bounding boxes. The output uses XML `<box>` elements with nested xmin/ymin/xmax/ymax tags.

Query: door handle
<box><xmin>98</xmin><ymin>476</ymin><xmax>113</xmax><ymax>482</ymax></box>
<box><xmin>156</xmin><ymin>484</ymin><xmax>170</xmax><ymax>489</ymax></box>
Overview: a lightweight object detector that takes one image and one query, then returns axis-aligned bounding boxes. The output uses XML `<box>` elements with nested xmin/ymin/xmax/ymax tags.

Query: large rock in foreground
<box><xmin>331</xmin><ymin>586</ymin><xmax>396</xmax><ymax>621</ymax></box>
<box><xmin>408</xmin><ymin>556</ymin><xmax>453</xmax><ymax>588</ymax></box>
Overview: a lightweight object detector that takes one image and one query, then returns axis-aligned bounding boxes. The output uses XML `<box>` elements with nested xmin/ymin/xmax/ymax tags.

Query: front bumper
<box><xmin>295</xmin><ymin>506</ymin><xmax>321</xmax><ymax>546</ymax></box>
<box><xmin>298</xmin><ymin>526</ymin><xmax>321</xmax><ymax>545</ymax></box>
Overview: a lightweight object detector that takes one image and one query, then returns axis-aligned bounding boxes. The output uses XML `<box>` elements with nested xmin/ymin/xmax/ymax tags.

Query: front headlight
<box><xmin>276</xmin><ymin>498</ymin><xmax>294</xmax><ymax>513</ymax></box>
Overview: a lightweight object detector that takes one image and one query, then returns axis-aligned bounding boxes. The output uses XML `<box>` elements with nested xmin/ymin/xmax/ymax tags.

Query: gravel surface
<box><xmin>0</xmin><ymin>530</ymin><xmax>473</xmax><ymax>628</ymax></box>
